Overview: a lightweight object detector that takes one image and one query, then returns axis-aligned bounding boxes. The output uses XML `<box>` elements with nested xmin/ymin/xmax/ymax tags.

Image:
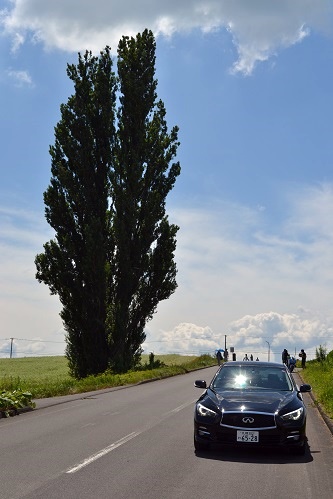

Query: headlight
<box><xmin>281</xmin><ymin>407</ymin><xmax>303</xmax><ymax>421</ymax></box>
<box><xmin>196</xmin><ymin>402</ymin><xmax>217</xmax><ymax>417</ymax></box>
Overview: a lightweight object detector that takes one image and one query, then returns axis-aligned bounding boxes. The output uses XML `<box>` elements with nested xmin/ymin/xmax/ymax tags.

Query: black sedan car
<box><xmin>194</xmin><ymin>361</ymin><xmax>311</xmax><ymax>455</ymax></box>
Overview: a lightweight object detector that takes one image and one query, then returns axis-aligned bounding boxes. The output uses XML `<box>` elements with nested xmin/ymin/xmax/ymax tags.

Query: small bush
<box><xmin>0</xmin><ymin>389</ymin><xmax>35</xmax><ymax>417</ymax></box>
<box><xmin>315</xmin><ymin>345</ymin><xmax>327</xmax><ymax>362</ymax></box>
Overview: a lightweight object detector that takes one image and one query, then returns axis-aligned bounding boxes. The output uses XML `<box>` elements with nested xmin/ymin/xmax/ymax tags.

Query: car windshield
<box><xmin>212</xmin><ymin>366</ymin><xmax>292</xmax><ymax>391</ymax></box>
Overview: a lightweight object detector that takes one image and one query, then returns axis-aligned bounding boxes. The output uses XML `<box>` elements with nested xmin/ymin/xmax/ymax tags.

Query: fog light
<box><xmin>287</xmin><ymin>431</ymin><xmax>300</xmax><ymax>441</ymax></box>
<box><xmin>198</xmin><ymin>426</ymin><xmax>210</xmax><ymax>436</ymax></box>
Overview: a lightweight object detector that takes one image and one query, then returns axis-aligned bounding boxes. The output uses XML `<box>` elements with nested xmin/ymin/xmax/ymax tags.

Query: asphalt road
<box><xmin>1</xmin><ymin>366</ymin><xmax>333</xmax><ymax>499</ymax></box>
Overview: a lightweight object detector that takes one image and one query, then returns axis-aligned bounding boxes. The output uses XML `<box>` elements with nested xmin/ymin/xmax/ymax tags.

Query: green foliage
<box><xmin>0</xmin><ymin>389</ymin><xmax>35</xmax><ymax>418</ymax></box>
<box><xmin>301</xmin><ymin>350</ymin><xmax>333</xmax><ymax>419</ymax></box>
<box><xmin>136</xmin><ymin>352</ymin><xmax>166</xmax><ymax>370</ymax></box>
<box><xmin>107</xmin><ymin>30</ymin><xmax>180</xmax><ymax>373</ymax></box>
<box><xmin>0</xmin><ymin>375</ymin><xmax>22</xmax><ymax>392</ymax></box>
<box><xmin>326</xmin><ymin>349</ymin><xmax>333</xmax><ymax>364</ymax></box>
<box><xmin>35</xmin><ymin>30</ymin><xmax>180</xmax><ymax>378</ymax></box>
<box><xmin>35</xmin><ymin>48</ymin><xmax>115</xmax><ymax>379</ymax></box>
<box><xmin>315</xmin><ymin>344</ymin><xmax>327</xmax><ymax>362</ymax></box>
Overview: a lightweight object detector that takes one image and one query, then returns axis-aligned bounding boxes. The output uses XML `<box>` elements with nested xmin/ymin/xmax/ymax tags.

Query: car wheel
<box><xmin>194</xmin><ymin>435</ymin><xmax>210</xmax><ymax>452</ymax></box>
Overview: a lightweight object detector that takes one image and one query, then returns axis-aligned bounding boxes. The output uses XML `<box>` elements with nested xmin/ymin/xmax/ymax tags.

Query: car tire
<box><xmin>194</xmin><ymin>435</ymin><xmax>210</xmax><ymax>452</ymax></box>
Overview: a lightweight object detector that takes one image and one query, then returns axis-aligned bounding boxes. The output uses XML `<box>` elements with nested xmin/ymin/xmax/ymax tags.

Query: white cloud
<box><xmin>285</xmin><ymin>183</ymin><xmax>333</xmax><ymax>239</ymax></box>
<box><xmin>1</xmin><ymin>0</ymin><xmax>332</xmax><ymax>74</ymax></box>
<box><xmin>2</xmin><ymin>182</ymin><xmax>333</xmax><ymax>360</ymax></box>
<box><xmin>144</xmin><ymin>322</ymin><xmax>220</xmax><ymax>356</ymax></box>
<box><xmin>0</xmin><ymin>206</ymin><xmax>64</xmax><ymax>358</ymax></box>
<box><xmin>228</xmin><ymin>309</ymin><xmax>333</xmax><ymax>360</ymax></box>
<box><xmin>144</xmin><ymin>310</ymin><xmax>333</xmax><ymax>361</ymax></box>
<box><xmin>6</xmin><ymin>68</ymin><xmax>34</xmax><ymax>87</ymax></box>
<box><xmin>146</xmin><ymin>182</ymin><xmax>333</xmax><ymax>360</ymax></box>
<box><xmin>0</xmin><ymin>337</ymin><xmax>47</xmax><ymax>358</ymax></box>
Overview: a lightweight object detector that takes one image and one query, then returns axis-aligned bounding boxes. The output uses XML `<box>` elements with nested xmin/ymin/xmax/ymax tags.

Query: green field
<box><xmin>0</xmin><ymin>354</ymin><xmax>216</xmax><ymax>399</ymax></box>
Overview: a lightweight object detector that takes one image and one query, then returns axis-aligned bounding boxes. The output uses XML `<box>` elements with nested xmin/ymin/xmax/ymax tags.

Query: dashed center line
<box><xmin>66</xmin><ymin>398</ymin><xmax>195</xmax><ymax>474</ymax></box>
<box><xmin>66</xmin><ymin>431</ymin><xmax>141</xmax><ymax>474</ymax></box>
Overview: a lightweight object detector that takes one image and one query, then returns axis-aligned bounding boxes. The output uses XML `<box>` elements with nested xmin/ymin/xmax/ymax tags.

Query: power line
<box><xmin>0</xmin><ymin>337</ymin><xmax>65</xmax><ymax>344</ymax></box>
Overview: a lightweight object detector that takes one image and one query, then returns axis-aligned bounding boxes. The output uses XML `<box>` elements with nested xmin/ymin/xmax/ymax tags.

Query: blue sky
<box><xmin>1</xmin><ymin>0</ymin><xmax>333</xmax><ymax>361</ymax></box>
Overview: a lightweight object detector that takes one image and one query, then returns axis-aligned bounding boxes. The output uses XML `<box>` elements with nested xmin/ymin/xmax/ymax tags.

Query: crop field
<box><xmin>0</xmin><ymin>354</ymin><xmax>199</xmax><ymax>379</ymax></box>
<box><xmin>0</xmin><ymin>354</ymin><xmax>216</xmax><ymax>399</ymax></box>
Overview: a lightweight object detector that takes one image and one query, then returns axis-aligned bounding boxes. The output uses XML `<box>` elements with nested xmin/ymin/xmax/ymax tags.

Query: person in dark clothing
<box><xmin>282</xmin><ymin>349</ymin><xmax>289</xmax><ymax>364</ymax></box>
<box><xmin>216</xmin><ymin>350</ymin><xmax>222</xmax><ymax>365</ymax></box>
<box><xmin>299</xmin><ymin>349</ymin><xmax>307</xmax><ymax>368</ymax></box>
<box><xmin>288</xmin><ymin>356</ymin><xmax>296</xmax><ymax>372</ymax></box>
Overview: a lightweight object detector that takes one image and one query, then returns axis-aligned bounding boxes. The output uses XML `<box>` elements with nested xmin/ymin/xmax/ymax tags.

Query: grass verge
<box><xmin>299</xmin><ymin>358</ymin><xmax>333</xmax><ymax>420</ymax></box>
<box><xmin>0</xmin><ymin>354</ymin><xmax>217</xmax><ymax>400</ymax></box>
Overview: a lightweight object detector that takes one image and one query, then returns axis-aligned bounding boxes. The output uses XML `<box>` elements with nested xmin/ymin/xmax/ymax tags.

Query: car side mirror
<box><xmin>194</xmin><ymin>380</ymin><xmax>207</xmax><ymax>389</ymax></box>
<box><xmin>299</xmin><ymin>384</ymin><xmax>312</xmax><ymax>393</ymax></box>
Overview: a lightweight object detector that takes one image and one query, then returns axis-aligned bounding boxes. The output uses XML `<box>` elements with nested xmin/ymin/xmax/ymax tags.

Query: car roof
<box><xmin>222</xmin><ymin>361</ymin><xmax>285</xmax><ymax>368</ymax></box>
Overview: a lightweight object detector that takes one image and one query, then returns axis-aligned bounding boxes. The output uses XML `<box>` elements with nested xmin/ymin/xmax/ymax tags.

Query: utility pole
<box><xmin>224</xmin><ymin>335</ymin><xmax>227</xmax><ymax>351</ymax></box>
<box><xmin>265</xmin><ymin>340</ymin><xmax>270</xmax><ymax>362</ymax></box>
<box><xmin>10</xmin><ymin>337</ymin><xmax>14</xmax><ymax>359</ymax></box>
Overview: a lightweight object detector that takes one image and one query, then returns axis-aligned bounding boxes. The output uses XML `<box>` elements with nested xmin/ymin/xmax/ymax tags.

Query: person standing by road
<box><xmin>299</xmin><ymin>349</ymin><xmax>307</xmax><ymax>368</ymax></box>
<box><xmin>282</xmin><ymin>349</ymin><xmax>289</xmax><ymax>364</ymax></box>
<box><xmin>216</xmin><ymin>350</ymin><xmax>222</xmax><ymax>366</ymax></box>
<box><xmin>288</xmin><ymin>356</ymin><xmax>296</xmax><ymax>372</ymax></box>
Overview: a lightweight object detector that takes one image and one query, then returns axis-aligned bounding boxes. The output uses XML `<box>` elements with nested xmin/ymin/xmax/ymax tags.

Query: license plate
<box><xmin>237</xmin><ymin>430</ymin><xmax>259</xmax><ymax>442</ymax></box>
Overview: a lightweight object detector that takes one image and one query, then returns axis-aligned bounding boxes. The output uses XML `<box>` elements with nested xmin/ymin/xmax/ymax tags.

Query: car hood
<box><xmin>210</xmin><ymin>388</ymin><xmax>296</xmax><ymax>413</ymax></box>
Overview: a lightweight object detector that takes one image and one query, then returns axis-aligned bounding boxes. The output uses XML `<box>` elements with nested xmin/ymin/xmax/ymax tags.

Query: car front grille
<box><xmin>221</xmin><ymin>411</ymin><xmax>276</xmax><ymax>430</ymax></box>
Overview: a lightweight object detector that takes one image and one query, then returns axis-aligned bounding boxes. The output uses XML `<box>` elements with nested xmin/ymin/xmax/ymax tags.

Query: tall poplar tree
<box><xmin>35</xmin><ymin>48</ymin><xmax>116</xmax><ymax>378</ymax></box>
<box><xmin>35</xmin><ymin>30</ymin><xmax>180</xmax><ymax>377</ymax></box>
<box><xmin>108</xmin><ymin>30</ymin><xmax>180</xmax><ymax>372</ymax></box>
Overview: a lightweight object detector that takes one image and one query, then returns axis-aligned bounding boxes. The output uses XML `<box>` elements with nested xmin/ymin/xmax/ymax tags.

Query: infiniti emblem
<box><xmin>242</xmin><ymin>417</ymin><xmax>255</xmax><ymax>424</ymax></box>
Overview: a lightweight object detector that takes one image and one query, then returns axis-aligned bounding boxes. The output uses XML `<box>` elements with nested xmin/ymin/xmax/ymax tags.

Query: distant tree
<box><xmin>35</xmin><ymin>30</ymin><xmax>180</xmax><ymax>377</ymax></box>
<box><xmin>315</xmin><ymin>344</ymin><xmax>327</xmax><ymax>362</ymax></box>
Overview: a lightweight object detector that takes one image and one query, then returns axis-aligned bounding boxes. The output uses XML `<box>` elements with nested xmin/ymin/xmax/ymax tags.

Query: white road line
<box><xmin>66</xmin><ymin>431</ymin><xmax>141</xmax><ymax>474</ymax></box>
<box><xmin>166</xmin><ymin>399</ymin><xmax>197</xmax><ymax>415</ymax></box>
<box><xmin>66</xmin><ymin>399</ymin><xmax>195</xmax><ymax>474</ymax></box>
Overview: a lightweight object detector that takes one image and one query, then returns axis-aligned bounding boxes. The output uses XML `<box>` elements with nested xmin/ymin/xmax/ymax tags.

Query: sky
<box><xmin>1</xmin><ymin>0</ymin><xmax>333</xmax><ymax>362</ymax></box>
